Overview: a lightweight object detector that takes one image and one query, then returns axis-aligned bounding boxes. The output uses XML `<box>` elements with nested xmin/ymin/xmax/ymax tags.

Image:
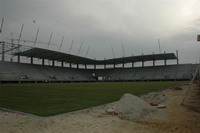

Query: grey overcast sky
<box><xmin>1</xmin><ymin>0</ymin><xmax>200</xmax><ymax>64</ymax></box>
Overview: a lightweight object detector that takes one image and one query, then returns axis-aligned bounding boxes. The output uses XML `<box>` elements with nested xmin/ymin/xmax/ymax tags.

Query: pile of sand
<box><xmin>115</xmin><ymin>93</ymin><xmax>156</xmax><ymax>121</ymax></box>
<box><xmin>141</xmin><ymin>91</ymin><xmax>167</xmax><ymax>104</ymax></box>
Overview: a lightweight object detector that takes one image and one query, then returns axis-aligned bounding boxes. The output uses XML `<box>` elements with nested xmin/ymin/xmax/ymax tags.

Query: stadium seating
<box><xmin>0</xmin><ymin>61</ymin><xmax>197</xmax><ymax>83</ymax></box>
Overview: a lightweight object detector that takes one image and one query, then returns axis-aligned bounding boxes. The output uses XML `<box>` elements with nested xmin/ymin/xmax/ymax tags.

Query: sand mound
<box><xmin>116</xmin><ymin>93</ymin><xmax>156</xmax><ymax>121</ymax></box>
<box><xmin>141</xmin><ymin>91</ymin><xmax>167</xmax><ymax>104</ymax></box>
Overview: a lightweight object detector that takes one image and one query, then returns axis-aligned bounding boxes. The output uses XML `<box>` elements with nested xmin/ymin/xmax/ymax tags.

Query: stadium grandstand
<box><xmin>0</xmin><ymin>41</ymin><xmax>197</xmax><ymax>83</ymax></box>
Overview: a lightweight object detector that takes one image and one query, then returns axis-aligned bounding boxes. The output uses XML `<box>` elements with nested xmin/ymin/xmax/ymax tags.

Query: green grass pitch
<box><xmin>0</xmin><ymin>81</ymin><xmax>186</xmax><ymax>116</ymax></box>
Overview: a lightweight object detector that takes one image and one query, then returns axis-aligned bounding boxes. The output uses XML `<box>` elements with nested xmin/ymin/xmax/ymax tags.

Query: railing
<box><xmin>181</xmin><ymin>64</ymin><xmax>200</xmax><ymax>106</ymax></box>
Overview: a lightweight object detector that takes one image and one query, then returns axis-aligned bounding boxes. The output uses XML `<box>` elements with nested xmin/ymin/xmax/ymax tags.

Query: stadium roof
<box><xmin>98</xmin><ymin>53</ymin><xmax>177</xmax><ymax>65</ymax></box>
<box><xmin>14</xmin><ymin>47</ymin><xmax>177</xmax><ymax>65</ymax></box>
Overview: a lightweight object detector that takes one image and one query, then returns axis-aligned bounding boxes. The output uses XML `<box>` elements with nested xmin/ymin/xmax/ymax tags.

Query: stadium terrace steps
<box><xmin>0</xmin><ymin>61</ymin><xmax>197</xmax><ymax>82</ymax></box>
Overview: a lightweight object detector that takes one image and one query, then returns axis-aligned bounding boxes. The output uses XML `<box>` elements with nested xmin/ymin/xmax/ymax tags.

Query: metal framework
<box><xmin>0</xmin><ymin>42</ymin><xmax>178</xmax><ymax>68</ymax></box>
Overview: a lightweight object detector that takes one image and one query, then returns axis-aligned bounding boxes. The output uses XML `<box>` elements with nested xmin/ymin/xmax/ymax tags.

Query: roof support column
<box><xmin>17</xmin><ymin>54</ymin><xmax>20</xmax><ymax>63</ymax></box>
<box><xmin>103</xmin><ymin>58</ymin><xmax>106</xmax><ymax>69</ymax></box>
<box><xmin>142</xmin><ymin>61</ymin><xmax>144</xmax><ymax>67</ymax></box>
<box><xmin>42</xmin><ymin>58</ymin><xmax>45</xmax><ymax>65</ymax></box>
<box><xmin>132</xmin><ymin>62</ymin><xmax>134</xmax><ymax>68</ymax></box>
<box><xmin>164</xmin><ymin>59</ymin><xmax>167</xmax><ymax>66</ymax></box>
<box><xmin>1</xmin><ymin>41</ymin><xmax>5</xmax><ymax>61</ymax></box>
<box><xmin>17</xmin><ymin>42</ymin><xmax>20</xmax><ymax>63</ymax></box>
<box><xmin>94</xmin><ymin>58</ymin><xmax>97</xmax><ymax>69</ymax></box>
<box><xmin>77</xmin><ymin>64</ymin><xmax>79</xmax><ymax>69</ymax></box>
<box><xmin>113</xmin><ymin>64</ymin><xmax>115</xmax><ymax>69</ymax></box>
<box><xmin>153</xmin><ymin>60</ymin><xmax>155</xmax><ymax>66</ymax></box>
<box><xmin>69</xmin><ymin>62</ymin><xmax>72</xmax><ymax>68</ymax></box>
<box><xmin>61</xmin><ymin>61</ymin><xmax>64</xmax><ymax>67</ymax></box>
<box><xmin>176</xmin><ymin>50</ymin><xmax>179</xmax><ymax>65</ymax></box>
<box><xmin>122</xmin><ymin>63</ymin><xmax>124</xmax><ymax>68</ymax></box>
<box><xmin>52</xmin><ymin>60</ymin><xmax>55</xmax><ymax>66</ymax></box>
<box><xmin>30</xmin><ymin>57</ymin><xmax>33</xmax><ymax>64</ymax></box>
<box><xmin>85</xmin><ymin>64</ymin><xmax>87</xmax><ymax>69</ymax></box>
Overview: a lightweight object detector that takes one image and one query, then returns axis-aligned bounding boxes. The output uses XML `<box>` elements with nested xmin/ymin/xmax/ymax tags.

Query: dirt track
<box><xmin>0</xmin><ymin>84</ymin><xmax>199</xmax><ymax>133</ymax></box>
<box><xmin>137</xmin><ymin>84</ymin><xmax>200</xmax><ymax>133</ymax></box>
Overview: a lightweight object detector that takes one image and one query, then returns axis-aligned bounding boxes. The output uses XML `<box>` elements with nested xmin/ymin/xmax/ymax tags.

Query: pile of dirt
<box><xmin>141</xmin><ymin>91</ymin><xmax>167</xmax><ymax>104</ymax></box>
<box><xmin>115</xmin><ymin>93</ymin><xmax>156</xmax><ymax>121</ymax></box>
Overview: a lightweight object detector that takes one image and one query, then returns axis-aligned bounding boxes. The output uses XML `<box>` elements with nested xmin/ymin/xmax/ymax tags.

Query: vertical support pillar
<box><xmin>176</xmin><ymin>50</ymin><xmax>179</xmax><ymax>65</ymax></box>
<box><xmin>52</xmin><ymin>60</ymin><xmax>55</xmax><ymax>66</ymax></box>
<box><xmin>18</xmin><ymin>56</ymin><xmax>20</xmax><ymax>63</ymax></box>
<box><xmin>61</xmin><ymin>61</ymin><xmax>64</xmax><ymax>67</ymax></box>
<box><xmin>17</xmin><ymin>51</ymin><xmax>20</xmax><ymax>63</ymax></box>
<box><xmin>152</xmin><ymin>52</ymin><xmax>155</xmax><ymax>67</ymax></box>
<box><xmin>69</xmin><ymin>62</ymin><xmax>72</xmax><ymax>68</ymax></box>
<box><xmin>42</xmin><ymin>58</ymin><xmax>45</xmax><ymax>65</ymax></box>
<box><xmin>164</xmin><ymin>51</ymin><xmax>166</xmax><ymax>66</ymax></box>
<box><xmin>85</xmin><ymin>64</ymin><xmax>87</xmax><ymax>69</ymax></box>
<box><xmin>122</xmin><ymin>63</ymin><xmax>124</xmax><ymax>68</ymax></box>
<box><xmin>103</xmin><ymin>58</ymin><xmax>106</xmax><ymax>69</ymax></box>
<box><xmin>30</xmin><ymin>57</ymin><xmax>33</xmax><ymax>64</ymax></box>
<box><xmin>132</xmin><ymin>62</ymin><xmax>134</xmax><ymax>68</ymax></box>
<box><xmin>1</xmin><ymin>41</ymin><xmax>5</xmax><ymax>61</ymax></box>
<box><xmin>94</xmin><ymin>58</ymin><xmax>97</xmax><ymax>69</ymax></box>
<box><xmin>142</xmin><ymin>61</ymin><xmax>144</xmax><ymax>67</ymax></box>
<box><xmin>77</xmin><ymin>64</ymin><xmax>79</xmax><ymax>69</ymax></box>
<box><xmin>113</xmin><ymin>64</ymin><xmax>115</xmax><ymax>69</ymax></box>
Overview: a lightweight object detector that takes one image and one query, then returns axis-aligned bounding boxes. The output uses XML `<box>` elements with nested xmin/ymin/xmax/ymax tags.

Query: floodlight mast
<box><xmin>158</xmin><ymin>38</ymin><xmax>161</xmax><ymax>54</ymax></box>
<box><xmin>59</xmin><ymin>36</ymin><xmax>64</xmax><ymax>51</ymax></box>
<box><xmin>0</xmin><ymin>18</ymin><xmax>4</xmax><ymax>34</ymax></box>
<box><xmin>17</xmin><ymin>24</ymin><xmax>24</xmax><ymax>63</ymax></box>
<box><xmin>33</xmin><ymin>28</ymin><xmax>39</xmax><ymax>47</ymax></box>
<box><xmin>121</xmin><ymin>43</ymin><xmax>125</xmax><ymax>57</ymax></box>
<box><xmin>78</xmin><ymin>42</ymin><xmax>83</xmax><ymax>55</ymax></box>
<box><xmin>111</xmin><ymin>45</ymin><xmax>115</xmax><ymax>58</ymax></box>
<box><xmin>18</xmin><ymin>24</ymin><xmax>24</xmax><ymax>46</ymax></box>
<box><xmin>69</xmin><ymin>40</ymin><xmax>74</xmax><ymax>54</ymax></box>
<box><xmin>86</xmin><ymin>44</ymin><xmax>90</xmax><ymax>57</ymax></box>
<box><xmin>10</xmin><ymin>32</ymin><xmax>14</xmax><ymax>62</ymax></box>
<box><xmin>47</xmin><ymin>32</ymin><xmax>53</xmax><ymax>49</ymax></box>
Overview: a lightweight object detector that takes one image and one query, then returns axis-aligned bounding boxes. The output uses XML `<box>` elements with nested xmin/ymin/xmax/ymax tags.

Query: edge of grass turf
<box><xmin>0</xmin><ymin>107</ymin><xmax>42</xmax><ymax>118</ymax></box>
<box><xmin>0</xmin><ymin>102</ymin><xmax>115</xmax><ymax>118</ymax></box>
<box><xmin>0</xmin><ymin>83</ymin><xmax>188</xmax><ymax>117</ymax></box>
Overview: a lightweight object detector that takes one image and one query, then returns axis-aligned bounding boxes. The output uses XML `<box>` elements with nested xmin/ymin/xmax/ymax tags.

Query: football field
<box><xmin>0</xmin><ymin>81</ymin><xmax>186</xmax><ymax>116</ymax></box>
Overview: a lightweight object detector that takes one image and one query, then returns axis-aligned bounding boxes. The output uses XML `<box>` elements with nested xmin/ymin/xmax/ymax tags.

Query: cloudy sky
<box><xmin>1</xmin><ymin>0</ymin><xmax>200</xmax><ymax>64</ymax></box>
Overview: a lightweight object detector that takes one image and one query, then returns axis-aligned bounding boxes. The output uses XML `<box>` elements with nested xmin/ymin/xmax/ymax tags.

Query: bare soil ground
<box><xmin>0</xmin><ymin>84</ymin><xmax>199</xmax><ymax>133</ymax></box>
